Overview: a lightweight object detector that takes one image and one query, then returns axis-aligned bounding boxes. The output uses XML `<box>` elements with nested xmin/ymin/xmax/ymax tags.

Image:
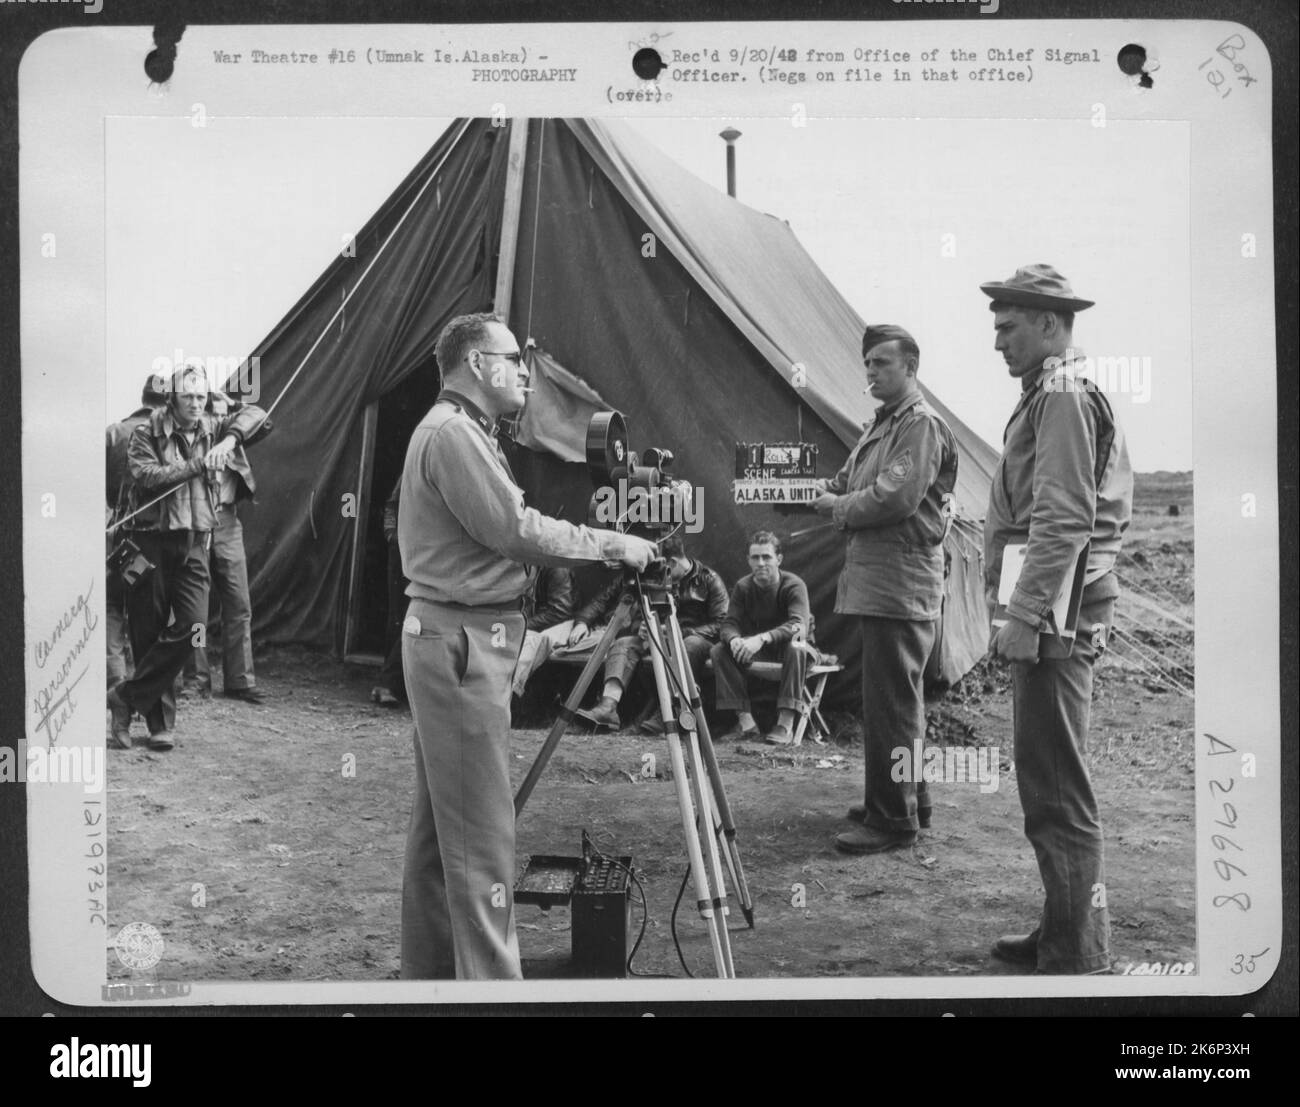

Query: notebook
<box><xmin>992</xmin><ymin>542</ymin><xmax>1089</xmax><ymax>642</ymax></box>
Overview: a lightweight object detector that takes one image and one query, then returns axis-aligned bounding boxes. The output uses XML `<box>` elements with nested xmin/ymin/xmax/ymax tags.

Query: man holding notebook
<box><xmin>981</xmin><ymin>264</ymin><xmax>1133</xmax><ymax>975</ymax></box>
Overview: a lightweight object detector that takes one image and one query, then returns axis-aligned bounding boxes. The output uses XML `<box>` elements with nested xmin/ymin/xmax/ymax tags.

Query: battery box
<box><xmin>515</xmin><ymin>845</ymin><xmax>634</xmax><ymax>977</ymax></box>
<box><xmin>571</xmin><ymin>853</ymin><xmax>633</xmax><ymax>978</ymax></box>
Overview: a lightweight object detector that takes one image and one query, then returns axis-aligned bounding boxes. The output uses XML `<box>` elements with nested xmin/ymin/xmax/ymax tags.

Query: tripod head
<box><xmin>619</xmin><ymin>555</ymin><xmax>673</xmax><ymax>612</ymax></box>
<box><xmin>622</xmin><ymin>547</ymin><xmax>700</xmax><ymax>609</ymax></box>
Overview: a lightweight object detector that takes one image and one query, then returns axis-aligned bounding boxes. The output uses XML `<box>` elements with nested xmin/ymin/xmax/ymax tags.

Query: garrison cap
<box><xmin>861</xmin><ymin>323</ymin><xmax>918</xmax><ymax>359</ymax></box>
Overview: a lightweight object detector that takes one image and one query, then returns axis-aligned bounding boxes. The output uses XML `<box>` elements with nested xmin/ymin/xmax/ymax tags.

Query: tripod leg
<box><xmin>643</xmin><ymin>604</ymin><xmax>733</xmax><ymax>978</ymax></box>
<box><xmin>514</xmin><ymin>593</ymin><xmax>637</xmax><ymax>819</ymax></box>
<box><xmin>664</xmin><ymin>616</ymin><xmax>756</xmax><ymax>928</ymax></box>
<box><xmin>658</xmin><ymin>612</ymin><xmax>734</xmax><ymax>972</ymax></box>
<box><xmin>681</xmin><ymin>726</ymin><xmax>735</xmax><ymax>975</ymax></box>
<box><xmin>695</xmin><ymin>723</ymin><xmax>755</xmax><ymax>929</ymax></box>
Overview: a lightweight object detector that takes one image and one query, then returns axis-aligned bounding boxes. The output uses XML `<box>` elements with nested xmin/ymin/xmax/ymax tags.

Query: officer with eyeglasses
<box><xmin>397</xmin><ymin>312</ymin><xmax>657</xmax><ymax>980</ymax></box>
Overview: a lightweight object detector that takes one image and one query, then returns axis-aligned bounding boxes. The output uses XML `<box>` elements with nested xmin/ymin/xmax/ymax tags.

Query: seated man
<box><xmin>511</xmin><ymin>565</ymin><xmax>577</xmax><ymax>700</ymax></box>
<box><xmin>577</xmin><ymin>536</ymin><xmax>728</xmax><ymax>732</ymax></box>
<box><xmin>561</xmin><ymin>568</ymin><xmax>625</xmax><ymax>657</ymax></box>
<box><xmin>710</xmin><ymin>530</ymin><xmax>814</xmax><ymax>746</ymax></box>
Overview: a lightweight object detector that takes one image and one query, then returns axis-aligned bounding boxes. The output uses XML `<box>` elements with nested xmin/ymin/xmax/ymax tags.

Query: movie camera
<box><xmin>584</xmin><ymin>411</ymin><xmax>696</xmax><ymax>549</ymax></box>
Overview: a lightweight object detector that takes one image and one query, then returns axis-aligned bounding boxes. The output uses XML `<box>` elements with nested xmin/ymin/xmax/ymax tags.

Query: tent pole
<box><xmin>493</xmin><ymin>119</ymin><xmax>530</xmax><ymax>327</ymax></box>
<box><xmin>341</xmin><ymin>401</ymin><xmax>379</xmax><ymax>658</ymax></box>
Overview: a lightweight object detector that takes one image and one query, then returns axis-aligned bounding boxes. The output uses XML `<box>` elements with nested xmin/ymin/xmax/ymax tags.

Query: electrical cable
<box><xmin>670</xmin><ymin>864</ymin><xmax>695</xmax><ymax>979</ymax></box>
<box><xmin>578</xmin><ymin>843</ymin><xmax>680</xmax><ymax>978</ymax></box>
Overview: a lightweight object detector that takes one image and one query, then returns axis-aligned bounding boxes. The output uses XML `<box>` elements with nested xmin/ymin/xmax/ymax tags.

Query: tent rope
<box><xmin>1110</xmin><ymin>617</ymin><xmax>1193</xmax><ymax>670</ymax></box>
<box><xmin>1107</xmin><ymin>625</ymin><xmax>1195</xmax><ymax>696</ymax></box>
<box><xmin>946</xmin><ymin>521</ymin><xmax>983</xmax><ymax>559</ymax></box>
<box><xmin>1115</xmin><ymin>642</ymin><xmax>1195</xmax><ymax>692</ymax></box>
<box><xmin>1116</xmin><ymin>571</ymin><xmax>1194</xmax><ymax>624</ymax></box>
<box><xmin>1112</xmin><ymin>571</ymin><xmax>1190</xmax><ymax>623</ymax></box>
<box><xmin>1106</xmin><ymin>641</ymin><xmax>1191</xmax><ymax>697</ymax></box>
<box><xmin>108</xmin><ymin>118</ymin><xmax>476</xmax><ymax>533</ymax></box>
<box><xmin>523</xmin><ymin>119</ymin><xmax>545</xmax><ymax>342</ymax></box>
<box><xmin>1112</xmin><ymin>608</ymin><xmax>1194</xmax><ymax>659</ymax></box>
<box><xmin>1124</xmin><ymin>571</ymin><xmax>1191</xmax><ymax>612</ymax></box>
<box><xmin>1106</xmin><ymin>637</ymin><xmax>1195</xmax><ymax>698</ymax></box>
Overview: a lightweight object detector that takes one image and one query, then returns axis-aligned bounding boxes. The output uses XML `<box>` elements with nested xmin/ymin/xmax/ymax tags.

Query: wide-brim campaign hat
<box><xmin>979</xmin><ymin>264</ymin><xmax>1094</xmax><ymax>312</ymax></box>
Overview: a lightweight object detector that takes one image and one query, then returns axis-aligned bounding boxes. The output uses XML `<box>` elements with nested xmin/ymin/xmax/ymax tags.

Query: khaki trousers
<box><xmin>1012</xmin><ymin>594</ymin><xmax>1116</xmax><ymax>973</ymax></box>
<box><xmin>400</xmin><ymin>597</ymin><xmax>525</xmax><ymax>980</ymax></box>
<box><xmin>860</xmin><ymin>616</ymin><xmax>936</xmax><ymax>833</ymax></box>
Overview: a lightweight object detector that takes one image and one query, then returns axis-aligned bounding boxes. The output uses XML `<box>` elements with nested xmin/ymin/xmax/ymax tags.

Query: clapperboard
<box><xmin>732</xmin><ymin>442</ymin><xmax>820</xmax><ymax>505</ymax></box>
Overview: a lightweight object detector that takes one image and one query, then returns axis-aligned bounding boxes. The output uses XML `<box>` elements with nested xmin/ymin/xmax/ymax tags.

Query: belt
<box><xmin>406</xmin><ymin>595</ymin><xmax>524</xmax><ymax>616</ymax></box>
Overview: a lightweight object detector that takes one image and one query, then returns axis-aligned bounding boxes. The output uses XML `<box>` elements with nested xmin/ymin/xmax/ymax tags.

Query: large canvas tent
<box><xmin>230</xmin><ymin>118</ymin><xmax>999</xmax><ymax>698</ymax></box>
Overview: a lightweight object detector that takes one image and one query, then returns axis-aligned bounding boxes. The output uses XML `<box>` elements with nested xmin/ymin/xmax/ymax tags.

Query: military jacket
<box><xmin>984</xmin><ymin>356</ymin><xmax>1133</xmax><ymax>628</ymax></box>
<box><xmin>828</xmin><ymin>389</ymin><xmax>958</xmax><ymax>620</ymax></box>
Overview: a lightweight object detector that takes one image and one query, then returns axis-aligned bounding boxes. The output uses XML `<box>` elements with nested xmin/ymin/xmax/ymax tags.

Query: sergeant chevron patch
<box><xmin>887</xmin><ymin>450</ymin><xmax>914</xmax><ymax>481</ymax></box>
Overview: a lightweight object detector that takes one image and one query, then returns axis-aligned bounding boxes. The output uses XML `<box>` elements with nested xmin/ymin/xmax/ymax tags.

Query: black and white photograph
<box><xmin>7</xmin><ymin>10</ymin><xmax>1290</xmax><ymax>1021</ymax></box>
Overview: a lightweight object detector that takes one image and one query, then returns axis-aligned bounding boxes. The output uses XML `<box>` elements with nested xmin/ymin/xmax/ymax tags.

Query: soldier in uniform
<box><xmin>183</xmin><ymin>388</ymin><xmax>268</xmax><ymax>705</ymax></box>
<box><xmin>812</xmin><ymin>324</ymin><xmax>958</xmax><ymax>853</ymax></box>
<box><xmin>980</xmin><ymin>264</ymin><xmax>1133</xmax><ymax>974</ymax></box>
<box><xmin>105</xmin><ymin>374</ymin><xmax>169</xmax><ymax>697</ymax></box>
<box><xmin>107</xmin><ymin>363</ymin><xmax>272</xmax><ymax>751</ymax></box>
<box><xmin>397</xmin><ymin>312</ymin><xmax>656</xmax><ymax>981</ymax></box>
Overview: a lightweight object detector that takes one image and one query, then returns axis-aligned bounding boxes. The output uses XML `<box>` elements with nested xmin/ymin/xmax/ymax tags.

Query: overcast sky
<box><xmin>105</xmin><ymin>114</ymin><xmax>1191</xmax><ymax>470</ymax></box>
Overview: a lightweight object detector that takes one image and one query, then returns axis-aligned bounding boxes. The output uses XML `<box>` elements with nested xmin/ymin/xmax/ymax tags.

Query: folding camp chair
<box><xmin>744</xmin><ymin>647</ymin><xmax>842</xmax><ymax>746</ymax></box>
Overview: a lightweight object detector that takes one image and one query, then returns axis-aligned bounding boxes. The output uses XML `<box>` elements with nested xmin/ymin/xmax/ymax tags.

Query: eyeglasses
<box><xmin>476</xmin><ymin>350</ymin><xmax>523</xmax><ymax>365</ymax></box>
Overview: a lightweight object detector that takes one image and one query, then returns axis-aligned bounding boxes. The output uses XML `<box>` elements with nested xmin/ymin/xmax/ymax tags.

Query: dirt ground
<box><xmin>106</xmin><ymin>474</ymin><xmax>1196</xmax><ymax>986</ymax></box>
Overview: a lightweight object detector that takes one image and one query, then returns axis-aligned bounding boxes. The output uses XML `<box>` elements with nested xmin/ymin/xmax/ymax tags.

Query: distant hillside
<box><xmin>1134</xmin><ymin>471</ymin><xmax>1192</xmax><ymax>516</ymax></box>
